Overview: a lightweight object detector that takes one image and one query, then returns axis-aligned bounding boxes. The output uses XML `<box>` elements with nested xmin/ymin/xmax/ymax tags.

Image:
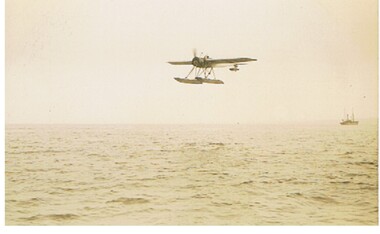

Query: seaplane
<box><xmin>168</xmin><ymin>49</ymin><xmax>257</xmax><ymax>84</ymax></box>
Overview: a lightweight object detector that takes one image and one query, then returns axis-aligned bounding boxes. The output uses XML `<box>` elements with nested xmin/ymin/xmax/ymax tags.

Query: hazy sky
<box><xmin>5</xmin><ymin>0</ymin><xmax>378</xmax><ymax>124</ymax></box>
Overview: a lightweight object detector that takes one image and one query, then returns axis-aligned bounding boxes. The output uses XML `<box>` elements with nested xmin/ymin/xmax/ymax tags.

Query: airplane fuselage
<box><xmin>191</xmin><ymin>56</ymin><xmax>211</xmax><ymax>68</ymax></box>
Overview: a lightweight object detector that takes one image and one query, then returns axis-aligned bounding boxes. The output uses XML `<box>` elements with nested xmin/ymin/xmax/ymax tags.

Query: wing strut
<box><xmin>185</xmin><ymin>66</ymin><xmax>196</xmax><ymax>79</ymax></box>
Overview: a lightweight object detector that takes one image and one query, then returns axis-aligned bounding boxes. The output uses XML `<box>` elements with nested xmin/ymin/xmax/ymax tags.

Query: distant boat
<box><xmin>340</xmin><ymin>111</ymin><xmax>359</xmax><ymax>125</ymax></box>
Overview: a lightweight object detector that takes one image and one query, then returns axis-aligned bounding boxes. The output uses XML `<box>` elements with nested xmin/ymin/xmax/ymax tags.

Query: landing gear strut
<box><xmin>185</xmin><ymin>66</ymin><xmax>217</xmax><ymax>80</ymax></box>
<box><xmin>175</xmin><ymin>66</ymin><xmax>223</xmax><ymax>84</ymax></box>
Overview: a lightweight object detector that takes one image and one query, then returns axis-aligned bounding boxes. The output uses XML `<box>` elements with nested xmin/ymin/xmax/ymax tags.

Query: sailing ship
<box><xmin>340</xmin><ymin>110</ymin><xmax>359</xmax><ymax>125</ymax></box>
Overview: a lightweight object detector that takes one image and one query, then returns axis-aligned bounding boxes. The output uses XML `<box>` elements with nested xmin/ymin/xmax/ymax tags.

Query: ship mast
<box><xmin>343</xmin><ymin>108</ymin><xmax>346</xmax><ymax>120</ymax></box>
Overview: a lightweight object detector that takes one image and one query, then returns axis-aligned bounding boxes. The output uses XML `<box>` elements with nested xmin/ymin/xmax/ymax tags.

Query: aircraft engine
<box><xmin>192</xmin><ymin>57</ymin><xmax>205</xmax><ymax>67</ymax></box>
<box><xmin>192</xmin><ymin>57</ymin><xmax>200</xmax><ymax>67</ymax></box>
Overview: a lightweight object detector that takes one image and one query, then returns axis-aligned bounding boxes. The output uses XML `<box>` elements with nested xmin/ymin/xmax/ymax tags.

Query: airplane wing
<box><xmin>208</xmin><ymin>58</ymin><xmax>257</xmax><ymax>66</ymax></box>
<box><xmin>168</xmin><ymin>61</ymin><xmax>193</xmax><ymax>65</ymax></box>
<box><xmin>213</xmin><ymin>63</ymin><xmax>249</xmax><ymax>68</ymax></box>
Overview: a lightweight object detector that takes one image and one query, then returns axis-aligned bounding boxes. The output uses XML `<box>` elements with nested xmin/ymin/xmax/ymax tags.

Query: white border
<box><xmin>1</xmin><ymin>0</ymin><xmax>6</xmax><ymax>228</ymax></box>
<box><xmin>1</xmin><ymin>226</ymin><xmax>380</xmax><ymax>234</ymax></box>
<box><xmin>1</xmin><ymin>0</ymin><xmax>379</xmax><ymax>233</ymax></box>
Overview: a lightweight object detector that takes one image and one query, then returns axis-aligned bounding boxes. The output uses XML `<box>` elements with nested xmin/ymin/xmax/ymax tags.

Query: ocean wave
<box><xmin>238</xmin><ymin>180</ymin><xmax>254</xmax><ymax>185</ymax></box>
<box><xmin>286</xmin><ymin>192</ymin><xmax>303</xmax><ymax>198</ymax></box>
<box><xmin>349</xmin><ymin>161</ymin><xmax>377</xmax><ymax>167</ymax></box>
<box><xmin>53</xmin><ymin>187</ymin><xmax>76</xmax><ymax>192</ymax></box>
<box><xmin>25</xmin><ymin>168</ymin><xmax>60</xmax><ymax>173</ymax></box>
<box><xmin>311</xmin><ymin>196</ymin><xmax>338</xmax><ymax>204</ymax></box>
<box><xmin>191</xmin><ymin>194</ymin><xmax>212</xmax><ymax>199</ymax></box>
<box><xmin>358</xmin><ymin>185</ymin><xmax>377</xmax><ymax>191</ymax></box>
<box><xmin>20</xmin><ymin>213</ymin><xmax>79</xmax><ymax>222</ymax></box>
<box><xmin>208</xmin><ymin>142</ymin><xmax>225</xmax><ymax>146</ymax></box>
<box><xmin>47</xmin><ymin>214</ymin><xmax>79</xmax><ymax>221</ymax></box>
<box><xmin>7</xmin><ymin>198</ymin><xmax>45</xmax><ymax>208</ymax></box>
<box><xmin>330</xmin><ymin>181</ymin><xmax>351</xmax><ymax>184</ymax></box>
<box><xmin>7</xmin><ymin>150</ymin><xmax>66</xmax><ymax>155</ymax></box>
<box><xmin>212</xmin><ymin>202</ymin><xmax>234</xmax><ymax>206</ymax></box>
<box><xmin>106</xmin><ymin>197</ymin><xmax>149</xmax><ymax>205</ymax></box>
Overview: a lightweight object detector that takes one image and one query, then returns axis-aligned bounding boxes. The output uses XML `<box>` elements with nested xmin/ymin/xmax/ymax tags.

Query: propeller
<box><xmin>192</xmin><ymin>48</ymin><xmax>197</xmax><ymax>57</ymax></box>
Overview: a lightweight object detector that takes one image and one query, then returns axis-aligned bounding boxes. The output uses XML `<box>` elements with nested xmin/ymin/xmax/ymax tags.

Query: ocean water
<box><xmin>5</xmin><ymin>122</ymin><xmax>378</xmax><ymax>225</ymax></box>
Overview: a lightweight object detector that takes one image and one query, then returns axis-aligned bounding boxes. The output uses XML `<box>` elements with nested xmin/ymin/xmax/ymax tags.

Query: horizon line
<box><xmin>4</xmin><ymin>118</ymin><xmax>379</xmax><ymax>126</ymax></box>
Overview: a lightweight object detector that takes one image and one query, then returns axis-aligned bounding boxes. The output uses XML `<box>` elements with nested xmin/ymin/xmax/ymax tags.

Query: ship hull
<box><xmin>340</xmin><ymin>121</ymin><xmax>359</xmax><ymax>125</ymax></box>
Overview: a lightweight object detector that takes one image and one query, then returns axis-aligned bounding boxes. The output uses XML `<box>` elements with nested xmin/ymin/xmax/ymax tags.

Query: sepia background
<box><xmin>5</xmin><ymin>0</ymin><xmax>378</xmax><ymax>226</ymax></box>
<box><xmin>6</xmin><ymin>0</ymin><xmax>378</xmax><ymax>124</ymax></box>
